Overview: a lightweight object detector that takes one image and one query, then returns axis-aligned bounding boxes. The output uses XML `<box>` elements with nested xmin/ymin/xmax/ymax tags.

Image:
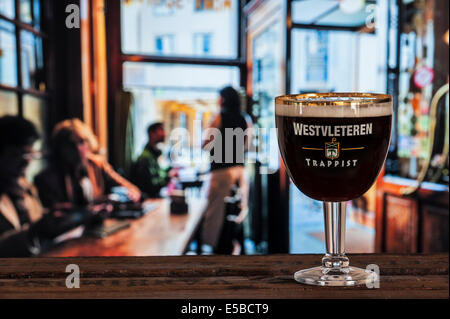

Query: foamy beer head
<box><xmin>275</xmin><ymin>93</ymin><xmax>393</xmax><ymax>202</ymax></box>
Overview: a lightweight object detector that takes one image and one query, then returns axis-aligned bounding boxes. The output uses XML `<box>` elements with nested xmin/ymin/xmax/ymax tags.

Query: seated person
<box><xmin>35</xmin><ymin>119</ymin><xmax>141</xmax><ymax>210</ymax></box>
<box><xmin>130</xmin><ymin>122</ymin><xmax>177</xmax><ymax>198</ymax></box>
<box><xmin>0</xmin><ymin>116</ymin><xmax>91</xmax><ymax>257</ymax></box>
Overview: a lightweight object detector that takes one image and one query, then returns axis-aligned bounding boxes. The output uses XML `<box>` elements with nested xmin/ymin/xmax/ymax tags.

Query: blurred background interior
<box><xmin>0</xmin><ymin>0</ymin><xmax>448</xmax><ymax>256</ymax></box>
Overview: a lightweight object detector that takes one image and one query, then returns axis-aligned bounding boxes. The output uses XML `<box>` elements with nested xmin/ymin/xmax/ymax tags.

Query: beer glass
<box><xmin>275</xmin><ymin>93</ymin><xmax>392</xmax><ymax>286</ymax></box>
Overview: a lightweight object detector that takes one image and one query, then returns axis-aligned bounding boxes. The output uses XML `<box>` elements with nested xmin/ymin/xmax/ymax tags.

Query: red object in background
<box><xmin>413</xmin><ymin>66</ymin><xmax>434</xmax><ymax>89</ymax></box>
<box><xmin>411</xmin><ymin>93</ymin><xmax>421</xmax><ymax>114</ymax></box>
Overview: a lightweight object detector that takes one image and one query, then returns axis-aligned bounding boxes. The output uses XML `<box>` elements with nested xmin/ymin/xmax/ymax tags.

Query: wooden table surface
<box><xmin>42</xmin><ymin>197</ymin><xmax>206</xmax><ymax>257</ymax></box>
<box><xmin>0</xmin><ymin>254</ymin><xmax>447</xmax><ymax>299</ymax></box>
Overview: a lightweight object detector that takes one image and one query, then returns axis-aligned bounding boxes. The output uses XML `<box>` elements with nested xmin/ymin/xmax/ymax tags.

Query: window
<box><xmin>21</xmin><ymin>29</ymin><xmax>44</xmax><ymax>89</ymax></box>
<box><xmin>0</xmin><ymin>90</ymin><xmax>17</xmax><ymax>115</ymax></box>
<box><xmin>291</xmin><ymin>29</ymin><xmax>385</xmax><ymax>93</ymax></box>
<box><xmin>195</xmin><ymin>0</ymin><xmax>213</xmax><ymax>11</ymax></box>
<box><xmin>152</xmin><ymin>0</ymin><xmax>175</xmax><ymax>16</ymax></box>
<box><xmin>305</xmin><ymin>31</ymin><xmax>328</xmax><ymax>83</ymax></box>
<box><xmin>123</xmin><ymin>62</ymin><xmax>240</xmax><ymax>161</ymax></box>
<box><xmin>193</xmin><ymin>33</ymin><xmax>212</xmax><ymax>56</ymax></box>
<box><xmin>0</xmin><ymin>0</ymin><xmax>47</xmax><ymax>180</ymax></box>
<box><xmin>292</xmin><ymin>0</ymin><xmax>375</xmax><ymax>28</ymax></box>
<box><xmin>0</xmin><ymin>19</ymin><xmax>17</xmax><ymax>86</ymax></box>
<box><xmin>20</xmin><ymin>0</ymin><xmax>32</xmax><ymax>23</ymax></box>
<box><xmin>122</xmin><ymin>0</ymin><xmax>237</xmax><ymax>58</ymax></box>
<box><xmin>155</xmin><ymin>34</ymin><xmax>174</xmax><ymax>55</ymax></box>
<box><xmin>0</xmin><ymin>0</ymin><xmax>15</xmax><ymax>19</ymax></box>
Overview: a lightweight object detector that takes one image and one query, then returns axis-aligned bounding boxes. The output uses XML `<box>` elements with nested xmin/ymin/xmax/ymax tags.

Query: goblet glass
<box><xmin>275</xmin><ymin>93</ymin><xmax>392</xmax><ymax>286</ymax></box>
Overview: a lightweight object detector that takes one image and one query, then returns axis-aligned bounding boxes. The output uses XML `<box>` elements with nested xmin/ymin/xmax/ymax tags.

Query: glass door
<box><xmin>289</xmin><ymin>0</ymin><xmax>389</xmax><ymax>253</ymax></box>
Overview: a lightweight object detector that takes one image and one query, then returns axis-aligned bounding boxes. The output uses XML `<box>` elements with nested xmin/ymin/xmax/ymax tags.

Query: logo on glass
<box><xmin>325</xmin><ymin>138</ymin><xmax>340</xmax><ymax>159</ymax></box>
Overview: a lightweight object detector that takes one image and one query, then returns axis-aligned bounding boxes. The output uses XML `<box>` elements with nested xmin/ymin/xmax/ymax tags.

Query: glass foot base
<box><xmin>294</xmin><ymin>266</ymin><xmax>372</xmax><ymax>286</ymax></box>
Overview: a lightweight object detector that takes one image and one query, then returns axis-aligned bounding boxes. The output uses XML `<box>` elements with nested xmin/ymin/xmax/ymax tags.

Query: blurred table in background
<box><xmin>42</xmin><ymin>197</ymin><xmax>206</xmax><ymax>257</ymax></box>
<box><xmin>176</xmin><ymin>167</ymin><xmax>207</xmax><ymax>194</ymax></box>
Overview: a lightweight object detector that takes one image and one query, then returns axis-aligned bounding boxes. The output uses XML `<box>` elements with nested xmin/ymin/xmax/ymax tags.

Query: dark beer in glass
<box><xmin>275</xmin><ymin>93</ymin><xmax>392</xmax><ymax>286</ymax></box>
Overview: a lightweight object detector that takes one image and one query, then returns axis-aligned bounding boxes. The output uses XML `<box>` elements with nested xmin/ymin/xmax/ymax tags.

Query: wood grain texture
<box><xmin>0</xmin><ymin>254</ymin><xmax>447</xmax><ymax>299</ymax></box>
<box><xmin>422</xmin><ymin>205</ymin><xmax>449</xmax><ymax>253</ymax></box>
<box><xmin>385</xmin><ymin>195</ymin><xmax>419</xmax><ymax>253</ymax></box>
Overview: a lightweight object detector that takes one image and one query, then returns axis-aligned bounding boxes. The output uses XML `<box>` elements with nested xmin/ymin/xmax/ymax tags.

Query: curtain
<box><xmin>113</xmin><ymin>91</ymin><xmax>135</xmax><ymax>177</ymax></box>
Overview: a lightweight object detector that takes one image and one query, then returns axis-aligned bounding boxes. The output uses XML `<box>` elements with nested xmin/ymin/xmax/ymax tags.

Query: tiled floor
<box><xmin>289</xmin><ymin>186</ymin><xmax>375</xmax><ymax>254</ymax></box>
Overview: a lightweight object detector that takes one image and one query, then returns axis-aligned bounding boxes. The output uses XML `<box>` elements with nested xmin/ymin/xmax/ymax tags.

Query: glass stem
<box><xmin>322</xmin><ymin>202</ymin><xmax>349</xmax><ymax>269</ymax></box>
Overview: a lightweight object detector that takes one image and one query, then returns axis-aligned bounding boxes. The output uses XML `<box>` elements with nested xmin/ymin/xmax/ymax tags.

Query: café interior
<box><xmin>0</xmin><ymin>0</ymin><xmax>448</xmax><ymax>257</ymax></box>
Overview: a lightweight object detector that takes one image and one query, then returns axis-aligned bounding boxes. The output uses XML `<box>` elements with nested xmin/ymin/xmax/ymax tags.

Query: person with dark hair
<box><xmin>130</xmin><ymin>122</ymin><xmax>177</xmax><ymax>198</ymax></box>
<box><xmin>0</xmin><ymin>116</ymin><xmax>91</xmax><ymax>257</ymax></box>
<box><xmin>200</xmin><ymin>86</ymin><xmax>252</xmax><ymax>253</ymax></box>
<box><xmin>34</xmin><ymin>118</ymin><xmax>141</xmax><ymax>210</ymax></box>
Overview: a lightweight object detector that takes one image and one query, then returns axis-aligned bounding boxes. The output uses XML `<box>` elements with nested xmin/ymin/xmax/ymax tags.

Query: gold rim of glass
<box><xmin>275</xmin><ymin>93</ymin><xmax>392</xmax><ymax>106</ymax></box>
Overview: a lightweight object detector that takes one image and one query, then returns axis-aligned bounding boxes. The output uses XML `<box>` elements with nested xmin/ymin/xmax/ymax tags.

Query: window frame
<box><xmin>115</xmin><ymin>0</ymin><xmax>245</xmax><ymax>80</ymax></box>
<box><xmin>193</xmin><ymin>32</ymin><xmax>213</xmax><ymax>56</ymax></box>
<box><xmin>106</xmin><ymin>0</ymin><xmax>247</xmax><ymax>166</ymax></box>
<box><xmin>0</xmin><ymin>0</ymin><xmax>48</xmax><ymax>118</ymax></box>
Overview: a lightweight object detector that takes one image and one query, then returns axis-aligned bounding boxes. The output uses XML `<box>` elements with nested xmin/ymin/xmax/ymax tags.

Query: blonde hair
<box><xmin>52</xmin><ymin>118</ymin><xmax>99</xmax><ymax>152</ymax></box>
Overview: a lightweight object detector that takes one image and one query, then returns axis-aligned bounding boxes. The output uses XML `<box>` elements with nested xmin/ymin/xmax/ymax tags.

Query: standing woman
<box><xmin>201</xmin><ymin>86</ymin><xmax>252</xmax><ymax>253</ymax></box>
